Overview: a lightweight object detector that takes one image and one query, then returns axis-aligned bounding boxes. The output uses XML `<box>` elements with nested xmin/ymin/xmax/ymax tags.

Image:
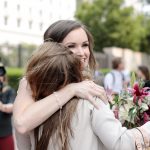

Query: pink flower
<box><xmin>132</xmin><ymin>83</ymin><xmax>150</xmax><ymax>105</ymax></box>
<box><xmin>143</xmin><ymin>112</ymin><xmax>149</xmax><ymax>123</ymax></box>
<box><xmin>113</xmin><ymin>108</ymin><xmax>119</xmax><ymax>119</ymax></box>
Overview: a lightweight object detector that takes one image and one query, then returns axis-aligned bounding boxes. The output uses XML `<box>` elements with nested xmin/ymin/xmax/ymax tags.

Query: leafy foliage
<box><xmin>7</xmin><ymin>67</ymin><xmax>24</xmax><ymax>91</ymax></box>
<box><xmin>76</xmin><ymin>0</ymin><xmax>150</xmax><ymax>53</ymax></box>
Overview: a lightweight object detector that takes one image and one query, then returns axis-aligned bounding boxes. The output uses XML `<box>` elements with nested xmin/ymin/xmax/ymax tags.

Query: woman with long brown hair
<box><xmin>13</xmin><ymin>20</ymin><xmax>108</xmax><ymax>135</ymax></box>
<box><xmin>15</xmin><ymin>41</ymin><xmax>150</xmax><ymax>150</ymax></box>
<box><xmin>137</xmin><ymin>65</ymin><xmax>150</xmax><ymax>81</ymax></box>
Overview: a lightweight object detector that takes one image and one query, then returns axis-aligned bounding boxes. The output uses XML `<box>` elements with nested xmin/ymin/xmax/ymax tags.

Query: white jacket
<box><xmin>15</xmin><ymin>98</ymin><xmax>150</xmax><ymax>150</ymax></box>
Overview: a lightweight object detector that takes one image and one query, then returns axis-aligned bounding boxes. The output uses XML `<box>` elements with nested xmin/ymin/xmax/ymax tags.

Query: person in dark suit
<box><xmin>0</xmin><ymin>63</ymin><xmax>16</xmax><ymax>150</ymax></box>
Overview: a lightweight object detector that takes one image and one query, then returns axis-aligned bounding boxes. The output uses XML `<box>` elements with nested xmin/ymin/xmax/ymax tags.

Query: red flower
<box><xmin>132</xmin><ymin>83</ymin><xmax>150</xmax><ymax>105</ymax></box>
<box><xmin>143</xmin><ymin>112</ymin><xmax>149</xmax><ymax>123</ymax></box>
<box><xmin>113</xmin><ymin>108</ymin><xmax>119</xmax><ymax>119</ymax></box>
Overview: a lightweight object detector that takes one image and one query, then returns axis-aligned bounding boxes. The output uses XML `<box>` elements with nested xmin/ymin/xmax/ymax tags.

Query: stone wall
<box><xmin>94</xmin><ymin>47</ymin><xmax>150</xmax><ymax>71</ymax></box>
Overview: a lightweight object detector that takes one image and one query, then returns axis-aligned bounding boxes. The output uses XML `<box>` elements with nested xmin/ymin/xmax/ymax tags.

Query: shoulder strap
<box><xmin>111</xmin><ymin>71</ymin><xmax>125</xmax><ymax>84</ymax></box>
<box><xmin>120</xmin><ymin>72</ymin><xmax>125</xmax><ymax>82</ymax></box>
<box><xmin>110</xmin><ymin>72</ymin><xmax>115</xmax><ymax>86</ymax></box>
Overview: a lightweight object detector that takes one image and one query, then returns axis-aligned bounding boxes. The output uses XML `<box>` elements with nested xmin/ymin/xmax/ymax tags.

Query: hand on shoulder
<box><xmin>68</xmin><ymin>80</ymin><xmax>108</xmax><ymax>109</ymax></box>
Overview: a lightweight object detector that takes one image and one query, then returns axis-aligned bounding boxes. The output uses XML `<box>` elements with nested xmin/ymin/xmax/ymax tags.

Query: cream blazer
<box><xmin>15</xmin><ymin>98</ymin><xmax>150</xmax><ymax>150</ymax></box>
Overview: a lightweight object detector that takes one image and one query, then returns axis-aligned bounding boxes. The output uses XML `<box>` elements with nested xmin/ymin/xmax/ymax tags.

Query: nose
<box><xmin>76</xmin><ymin>46</ymin><xmax>85</xmax><ymax>57</ymax></box>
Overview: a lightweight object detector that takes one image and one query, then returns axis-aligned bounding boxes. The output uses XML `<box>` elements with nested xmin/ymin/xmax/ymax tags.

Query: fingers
<box><xmin>75</xmin><ymin>80</ymin><xmax>108</xmax><ymax>108</ymax></box>
<box><xmin>89</xmin><ymin>89</ymin><xmax>108</xmax><ymax>104</ymax></box>
<box><xmin>86</xmin><ymin>95</ymin><xmax>100</xmax><ymax>110</ymax></box>
<box><xmin>85</xmin><ymin>81</ymin><xmax>108</xmax><ymax>104</ymax></box>
<box><xmin>93</xmin><ymin>84</ymin><xmax>104</xmax><ymax>90</ymax></box>
<box><xmin>88</xmin><ymin>82</ymin><xmax>106</xmax><ymax>94</ymax></box>
<box><xmin>84</xmin><ymin>80</ymin><xmax>104</xmax><ymax>90</ymax></box>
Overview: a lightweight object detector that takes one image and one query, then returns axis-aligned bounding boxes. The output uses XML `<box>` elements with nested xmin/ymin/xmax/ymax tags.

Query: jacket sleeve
<box><xmin>91</xmin><ymin>98</ymin><xmax>150</xmax><ymax>150</ymax></box>
<box><xmin>14</xmin><ymin>128</ymin><xmax>31</xmax><ymax>150</ymax></box>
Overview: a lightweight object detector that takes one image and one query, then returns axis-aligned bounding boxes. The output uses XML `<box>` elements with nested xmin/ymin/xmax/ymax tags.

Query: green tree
<box><xmin>137</xmin><ymin>0</ymin><xmax>150</xmax><ymax>53</ymax></box>
<box><xmin>76</xmin><ymin>0</ymin><xmax>146</xmax><ymax>52</ymax></box>
<box><xmin>140</xmin><ymin>17</ymin><xmax>150</xmax><ymax>53</ymax></box>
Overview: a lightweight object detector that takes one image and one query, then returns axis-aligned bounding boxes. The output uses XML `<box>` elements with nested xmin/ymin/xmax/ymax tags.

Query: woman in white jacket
<box><xmin>14</xmin><ymin>20</ymin><xmax>150</xmax><ymax>150</ymax></box>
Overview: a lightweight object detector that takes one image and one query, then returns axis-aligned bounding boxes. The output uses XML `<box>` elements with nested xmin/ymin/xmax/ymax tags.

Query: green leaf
<box><xmin>130</xmin><ymin>72</ymin><xmax>136</xmax><ymax>88</ymax></box>
<box><xmin>140</xmin><ymin>103</ymin><xmax>149</xmax><ymax>112</ymax></box>
<box><xmin>128</xmin><ymin>107</ymin><xmax>137</xmax><ymax>124</ymax></box>
<box><xmin>139</xmin><ymin>79</ymin><xmax>145</xmax><ymax>88</ymax></box>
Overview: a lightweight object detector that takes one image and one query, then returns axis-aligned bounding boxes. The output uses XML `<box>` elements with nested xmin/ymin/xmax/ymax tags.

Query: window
<box><xmin>39</xmin><ymin>22</ymin><xmax>43</xmax><ymax>31</ymax></box>
<box><xmin>17</xmin><ymin>4</ymin><xmax>20</xmax><ymax>11</ymax></box>
<box><xmin>29</xmin><ymin>7</ymin><xmax>32</xmax><ymax>14</ymax></box>
<box><xmin>39</xmin><ymin>10</ymin><xmax>42</xmax><ymax>16</ymax></box>
<box><xmin>17</xmin><ymin>18</ymin><xmax>21</xmax><ymax>27</ymax></box>
<box><xmin>4</xmin><ymin>1</ymin><xmax>7</xmax><ymax>8</ymax></box>
<box><xmin>29</xmin><ymin>20</ymin><xmax>33</xmax><ymax>29</ymax></box>
<box><xmin>4</xmin><ymin>16</ymin><xmax>8</xmax><ymax>25</ymax></box>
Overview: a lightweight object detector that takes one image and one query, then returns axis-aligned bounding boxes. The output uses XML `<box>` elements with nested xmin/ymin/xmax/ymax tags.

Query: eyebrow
<box><xmin>65</xmin><ymin>41</ymin><xmax>89</xmax><ymax>45</ymax></box>
<box><xmin>83</xmin><ymin>41</ymin><xmax>89</xmax><ymax>43</ymax></box>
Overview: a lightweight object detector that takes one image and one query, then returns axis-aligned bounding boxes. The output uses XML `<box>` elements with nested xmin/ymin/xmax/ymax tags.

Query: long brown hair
<box><xmin>138</xmin><ymin>65</ymin><xmax>150</xmax><ymax>80</ymax></box>
<box><xmin>26</xmin><ymin>42</ymin><xmax>83</xmax><ymax>150</ymax></box>
<box><xmin>44</xmin><ymin>20</ymin><xmax>96</xmax><ymax>71</ymax></box>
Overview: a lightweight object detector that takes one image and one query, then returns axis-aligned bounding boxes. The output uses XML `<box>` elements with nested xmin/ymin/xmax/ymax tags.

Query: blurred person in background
<box><xmin>137</xmin><ymin>65</ymin><xmax>150</xmax><ymax>90</ymax></box>
<box><xmin>137</xmin><ymin>65</ymin><xmax>150</xmax><ymax>82</ymax></box>
<box><xmin>0</xmin><ymin>63</ymin><xmax>16</xmax><ymax>150</ymax></box>
<box><xmin>104</xmin><ymin>57</ymin><xmax>129</xmax><ymax>95</ymax></box>
<box><xmin>94</xmin><ymin>63</ymin><xmax>104</xmax><ymax>86</ymax></box>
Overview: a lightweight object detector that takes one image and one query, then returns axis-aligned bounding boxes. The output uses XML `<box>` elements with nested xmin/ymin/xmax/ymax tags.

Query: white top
<box><xmin>104</xmin><ymin>70</ymin><xmax>124</xmax><ymax>94</ymax></box>
<box><xmin>15</xmin><ymin>98</ymin><xmax>150</xmax><ymax>150</ymax></box>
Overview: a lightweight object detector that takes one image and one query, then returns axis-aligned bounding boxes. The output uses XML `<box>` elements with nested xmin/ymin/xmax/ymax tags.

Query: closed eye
<box><xmin>82</xmin><ymin>43</ymin><xmax>89</xmax><ymax>47</ymax></box>
<box><xmin>67</xmin><ymin>44</ymin><xmax>76</xmax><ymax>48</ymax></box>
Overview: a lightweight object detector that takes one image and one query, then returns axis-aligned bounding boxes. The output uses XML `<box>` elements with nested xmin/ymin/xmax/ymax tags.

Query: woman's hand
<box><xmin>68</xmin><ymin>80</ymin><xmax>108</xmax><ymax>109</ymax></box>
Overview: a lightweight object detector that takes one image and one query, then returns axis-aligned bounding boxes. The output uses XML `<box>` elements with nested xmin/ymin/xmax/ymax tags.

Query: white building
<box><xmin>0</xmin><ymin>0</ymin><xmax>76</xmax><ymax>45</ymax></box>
<box><xmin>124</xmin><ymin>0</ymin><xmax>150</xmax><ymax>15</ymax></box>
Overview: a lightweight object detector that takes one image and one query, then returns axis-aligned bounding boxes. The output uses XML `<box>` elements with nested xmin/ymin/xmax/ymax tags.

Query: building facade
<box><xmin>0</xmin><ymin>0</ymin><xmax>76</xmax><ymax>45</ymax></box>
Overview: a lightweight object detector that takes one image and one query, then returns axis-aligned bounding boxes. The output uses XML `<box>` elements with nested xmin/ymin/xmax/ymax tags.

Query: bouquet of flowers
<box><xmin>110</xmin><ymin>72</ymin><xmax>150</xmax><ymax>129</ymax></box>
